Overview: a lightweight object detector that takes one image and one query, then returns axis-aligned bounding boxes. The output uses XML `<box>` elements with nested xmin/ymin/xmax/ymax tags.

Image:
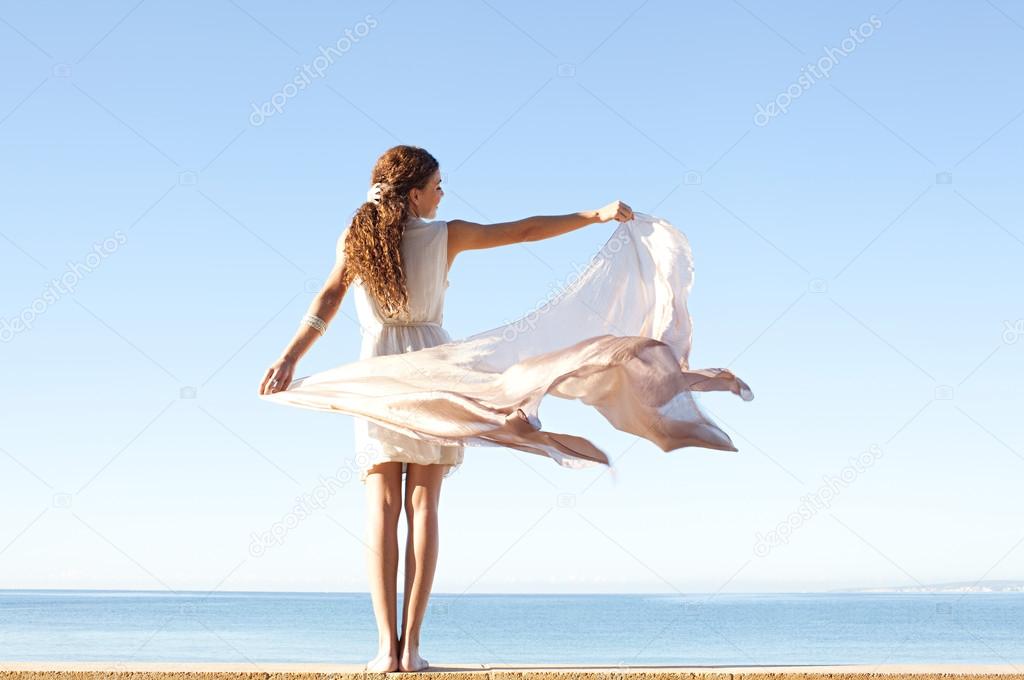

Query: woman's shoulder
<box><xmin>417</xmin><ymin>217</ymin><xmax>449</xmax><ymax>236</ymax></box>
<box><xmin>406</xmin><ymin>215</ymin><xmax>448</xmax><ymax>231</ymax></box>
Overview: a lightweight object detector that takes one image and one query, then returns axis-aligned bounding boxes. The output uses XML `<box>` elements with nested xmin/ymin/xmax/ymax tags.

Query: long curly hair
<box><xmin>340</xmin><ymin>145</ymin><xmax>439</xmax><ymax>319</ymax></box>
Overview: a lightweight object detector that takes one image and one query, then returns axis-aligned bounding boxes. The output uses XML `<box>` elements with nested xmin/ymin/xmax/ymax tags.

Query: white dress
<box><xmin>263</xmin><ymin>212</ymin><xmax>754</xmax><ymax>482</ymax></box>
<box><xmin>349</xmin><ymin>215</ymin><xmax>464</xmax><ymax>484</ymax></box>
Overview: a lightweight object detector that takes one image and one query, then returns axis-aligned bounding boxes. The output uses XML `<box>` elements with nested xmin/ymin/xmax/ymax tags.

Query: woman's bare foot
<box><xmin>398</xmin><ymin>640</ymin><xmax>429</xmax><ymax>672</ymax></box>
<box><xmin>366</xmin><ymin>647</ymin><xmax>399</xmax><ymax>673</ymax></box>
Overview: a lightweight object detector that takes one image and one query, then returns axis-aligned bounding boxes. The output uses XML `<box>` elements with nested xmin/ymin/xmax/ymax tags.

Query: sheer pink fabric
<box><xmin>260</xmin><ymin>212</ymin><xmax>754</xmax><ymax>476</ymax></box>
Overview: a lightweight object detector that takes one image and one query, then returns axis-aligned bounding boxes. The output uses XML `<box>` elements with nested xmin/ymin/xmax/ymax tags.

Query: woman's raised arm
<box><xmin>447</xmin><ymin>200</ymin><xmax>633</xmax><ymax>261</ymax></box>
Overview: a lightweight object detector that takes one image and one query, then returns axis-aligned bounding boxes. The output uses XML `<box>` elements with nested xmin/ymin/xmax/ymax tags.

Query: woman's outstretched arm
<box><xmin>258</xmin><ymin>230</ymin><xmax>351</xmax><ymax>395</ymax></box>
<box><xmin>447</xmin><ymin>200</ymin><xmax>633</xmax><ymax>260</ymax></box>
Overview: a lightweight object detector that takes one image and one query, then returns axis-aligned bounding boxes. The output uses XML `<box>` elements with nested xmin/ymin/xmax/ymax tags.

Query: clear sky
<box><xmin>1</xmin><ymin>1</ymin><xmax>1022</xmax><ymax>594</ymax></box>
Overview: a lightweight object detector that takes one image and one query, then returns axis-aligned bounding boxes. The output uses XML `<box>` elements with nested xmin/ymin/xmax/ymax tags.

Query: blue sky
<box><xmin>1</xmin><ymin>1</ymin><xmax>1023</xmax><ymax>594</ymax></box>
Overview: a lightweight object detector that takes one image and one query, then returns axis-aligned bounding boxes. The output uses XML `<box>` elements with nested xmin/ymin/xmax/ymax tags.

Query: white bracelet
<box><xmin>302</xmin><ymin>314</ymin><xmax>327</xmax><ymax>335</ymax></box>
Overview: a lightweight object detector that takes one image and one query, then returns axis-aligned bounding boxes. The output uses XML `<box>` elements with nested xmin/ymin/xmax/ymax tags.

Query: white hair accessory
<box><xmin>366</xmin><ymin>181</ymin><xmax>391</xmax><ymax>205</ymax></box>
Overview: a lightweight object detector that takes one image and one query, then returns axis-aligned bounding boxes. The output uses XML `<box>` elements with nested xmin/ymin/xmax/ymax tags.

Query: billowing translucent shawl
<box><xmin>261</xmin><ymin>212</ymin><xmax>754</xmax><ymax>475</ymax></box>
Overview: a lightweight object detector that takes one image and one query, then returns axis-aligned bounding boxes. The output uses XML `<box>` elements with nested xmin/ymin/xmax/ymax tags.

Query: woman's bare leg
<box><xmin>399</xmin><ymin>462</ymin><xmax>448</xmax><ymax>672</ymax></box>
<box><xmin>364</xmin><ymin>461</ymin><xmax>404</xmax><ymax>673</ymax></box>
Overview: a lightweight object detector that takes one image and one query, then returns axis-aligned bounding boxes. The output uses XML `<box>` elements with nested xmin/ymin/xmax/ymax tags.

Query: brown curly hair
<box><xmin>340</xmin><ymin>145</ymin><xmax>439</xmax><ymax>319</ymax></box>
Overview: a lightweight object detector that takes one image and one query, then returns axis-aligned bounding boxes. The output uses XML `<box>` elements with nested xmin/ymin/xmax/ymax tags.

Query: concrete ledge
<box><xmin>0</xmin><ymin>663</ymin><xmax>1021</xmax><ymax>680</ymax></box>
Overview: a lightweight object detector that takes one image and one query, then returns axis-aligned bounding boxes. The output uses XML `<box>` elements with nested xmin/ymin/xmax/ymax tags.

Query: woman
<box><xmin>257</xmin><ymin>144</ymin><xmax>634</xmax><ymax>672</ymax></box>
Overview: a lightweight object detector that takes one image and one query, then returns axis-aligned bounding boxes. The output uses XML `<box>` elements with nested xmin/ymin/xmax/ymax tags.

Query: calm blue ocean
<box><xmin>1</xmin><ymin>590</ymin><xmax>1021</xmax><ymax>665</ymax></box>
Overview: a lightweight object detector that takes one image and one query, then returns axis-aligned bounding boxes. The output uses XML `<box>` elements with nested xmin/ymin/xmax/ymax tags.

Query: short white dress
<box><xmin>349</xmin><ymin>215</ymin><xmax>464</xmax><ymax>484</ymax></box>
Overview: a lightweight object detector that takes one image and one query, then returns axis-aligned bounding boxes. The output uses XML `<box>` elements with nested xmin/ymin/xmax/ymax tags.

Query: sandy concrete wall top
<box><xmin>0</xmin><ymin>662</ymin><xmax>1022</xmax><ymax>680</ymax></box>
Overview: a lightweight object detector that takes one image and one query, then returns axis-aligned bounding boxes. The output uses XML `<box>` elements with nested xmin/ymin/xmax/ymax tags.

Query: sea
<box><xmin>1</xmin><ymin>590</ymin><xmax>1022</xmax><ymax>665</ymax></box>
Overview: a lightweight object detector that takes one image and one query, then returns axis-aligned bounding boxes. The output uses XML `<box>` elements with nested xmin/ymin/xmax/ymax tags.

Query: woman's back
<box><xmin>350</xmin><ymin>215</ymin><xmax>454</xmax><ymax>358</ymax></box>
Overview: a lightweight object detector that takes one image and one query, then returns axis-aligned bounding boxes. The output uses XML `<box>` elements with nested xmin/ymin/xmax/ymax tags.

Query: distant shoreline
<box><xmin>837</xmin><ymin>580</ymin><xmax>1024</xmax><ymax>594</ymax></box>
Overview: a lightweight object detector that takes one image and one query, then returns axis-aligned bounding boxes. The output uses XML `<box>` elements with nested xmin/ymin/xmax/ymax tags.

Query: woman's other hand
<box><xmin>259</xmin><ymin>357</ymin><xmax>297</xmax><ymax>395</ymax></box>
<box><xmin>596</xmin><ymin>200</ymin><xmax>634</xmax><ymax>223</ymax></box>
